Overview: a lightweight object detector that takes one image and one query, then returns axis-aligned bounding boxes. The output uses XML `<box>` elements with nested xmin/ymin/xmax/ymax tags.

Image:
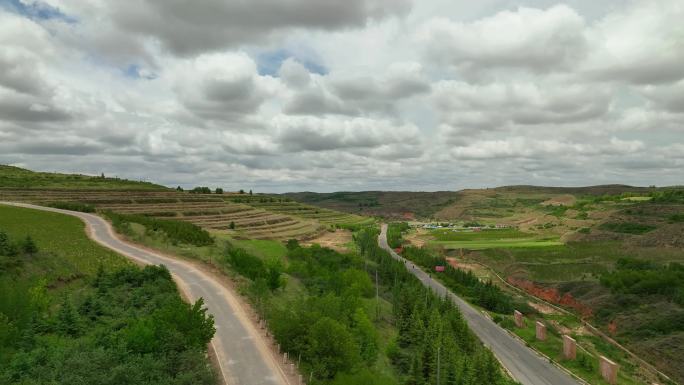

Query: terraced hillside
<box><xmin>282</xmin><ymin>190</ymin><xmax>459</xmax><ymax>219</ymax></box>
<box><xmin>0</xmin><ymin>189</ymin><xmax>327</xmax><ymax>241</ymax></box>
<box><xmin>228</xmin><ymin>194</ymin><xmax>374</xmax><ymax>228</ymax></box>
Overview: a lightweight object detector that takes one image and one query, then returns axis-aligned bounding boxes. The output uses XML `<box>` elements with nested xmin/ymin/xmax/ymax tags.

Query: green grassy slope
<box><xmin>0</xmin><ymin>164</ymin><xmax>167</xmax><ymax>190</ymax></box>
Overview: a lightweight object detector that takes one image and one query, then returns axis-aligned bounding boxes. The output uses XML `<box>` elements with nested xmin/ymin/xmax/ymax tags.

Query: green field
<box><xmin>432</xmin><ymin>239</ymin><xmax>563</xmax><ymax>250</ymax></box>
<box><xmin>430</xmin><ymin>228</ymin><xmax>533</xmax><ymax>241</ymax></box>
<box><xmin>428</xmin><ymin>228</ymin><xmax>561</xmax><ymax>250</ymax></box>
<box><xmin>0</xmin><ymin>204</ymin><xmax>129</xmax><ymax>279</ymax></box>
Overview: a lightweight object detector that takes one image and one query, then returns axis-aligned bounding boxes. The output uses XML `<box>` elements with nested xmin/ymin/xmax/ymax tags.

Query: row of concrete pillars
<box><xmin>513</xmin><ymin>310</ymin><xmax>619</xmax><ymax>384</ymax></box>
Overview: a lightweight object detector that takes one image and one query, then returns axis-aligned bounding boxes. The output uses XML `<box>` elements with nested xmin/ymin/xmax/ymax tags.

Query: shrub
<box><xmin>599</xmin><ymin>222</ymin><xmax>656</xmax><ymax>234</ymax></box>
<box><xmin>103</xmin><ymin>212</ymin><xmax>213</xmax><ymax>246</ymax></box>
<box><xmin>47</xmin><ymin>201</ymin><xmax>95</xmax><ymax>213</ymax></box>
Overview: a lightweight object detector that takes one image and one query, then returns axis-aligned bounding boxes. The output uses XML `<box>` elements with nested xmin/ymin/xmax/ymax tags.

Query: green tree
<box><xmin>307</xmin><ymin>317</ymin><xmax>360</xmax><ymax>379</ymax></box>
<box><xmin>215</xmin><ymin>187</ymin><xmax>223</xmax><ymax>194</ymax></box>
<box><xmin>351</xmin><ymin>308</ymin><xmax>378</xmax><ymax>362</ymax></box>
<box><xmin>21</xmin><ymin>236</ymin><xmax>38</xmax><ymax>255</ymax></box>
<box><xmin>56</xmin><ymin>296</ymin><xmax>81</xmax><ymax>337</ymax></box>
<box><xmin>0</xmin><ymin>231</ymin><xmax>9</xmax><ymax>254</ymax></box>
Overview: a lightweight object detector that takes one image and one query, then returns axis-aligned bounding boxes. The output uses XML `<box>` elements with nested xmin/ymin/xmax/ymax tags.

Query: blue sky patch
<box><xmin>123</xmin><ymin>64</ymin><xmax>157</xmax><ymax>80</ymax></box>
<box><xmin>1</xmin><ymin>0</ymin><xmax>75</xmax><ymax>22</ymax></box>
<box><xmin>256</xmin><ymin>49</ymin><xmax>327</xmax><ymax>77</ymax></box>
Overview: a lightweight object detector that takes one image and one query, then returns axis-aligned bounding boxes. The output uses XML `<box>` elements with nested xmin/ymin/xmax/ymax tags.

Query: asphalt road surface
<box><xmin>3</xmin><ymin>202</ymin><xmax>289</xmax><ymax>385</ymax></box>
<box><xmin>379</xmin><ymin>224</ymin><xmax>579</xmax><ymax>385</ymax></box>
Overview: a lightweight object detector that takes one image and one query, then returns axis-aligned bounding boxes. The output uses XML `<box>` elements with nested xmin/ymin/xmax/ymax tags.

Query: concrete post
<box><xmin>514</xmin><ymin>310</ymin><xmax>524</xmax><ymax>328</ymax></box>
<box><xmin>562</xmin><ymin>335</ymin><xmax>576</xmax><ymax>360</ymax></box>
<box><xmin>599</xmin><ymin>355</ymin><xmax>618</xmax><ymax>384</ymax></box>
<box><xmin>298</xmin><ymin>374</ymin><xmax>303</xmax><ymax>385</ymax></box>
<box><xmin>535</xmin><ymin>321</ymin><xmax>546</xmax><ymax>341</ymax></box>
<box><xmin>290</xmin><ymin>363</ymin><xmax>295</xmax><ymax>375</ymax></box>
<box><xmin>283</xmin><ymin>352</ymin><xmax>288</xmax><ymax>364</ymax></box>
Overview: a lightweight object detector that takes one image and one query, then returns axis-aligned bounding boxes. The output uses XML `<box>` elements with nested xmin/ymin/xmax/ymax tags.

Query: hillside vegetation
<box><xmin>282</xmin><ymin>191</ymin><xmax>459</xmax><ymax>219</ymax></box>
<box><xmin>0</xmin><ymin>165</ymin><xmax>166</xmax><ymax>190</ymax></box>
<box><xmin>0</xmin><ymin>204</ymin><xmax>216</xmax><ymax>385</ymax></box>
<box><xmin>378</xmin><ymin>185</ymin><xmax>684</xmax><ymax>383</ymax></box>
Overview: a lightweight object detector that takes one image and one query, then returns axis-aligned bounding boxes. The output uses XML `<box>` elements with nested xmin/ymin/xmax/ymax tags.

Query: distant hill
<box><xmin>282</xmin><ymin>185</ymin><xmax>679</xmax><ymax>220</ymax></box>
<box><xmin>281</xmin><ymin>191</ymin><xmax>459</xmax><ymax>220</ymax></box>
<box><xmin>0</xmin><ymin>165</ymin><xmax>168</xmax><ymax>190</ymax></box>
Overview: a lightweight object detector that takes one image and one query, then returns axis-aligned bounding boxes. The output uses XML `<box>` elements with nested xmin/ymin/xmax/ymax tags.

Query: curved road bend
<box><xmin>379</xmin><ymin>224</ymin><xmax>579</xmax><ymax>385</ymax></box>
<box><xmin>2</xmin><ymin>202</ymin><xmax>289</xmax><ymax>385</ymax></box>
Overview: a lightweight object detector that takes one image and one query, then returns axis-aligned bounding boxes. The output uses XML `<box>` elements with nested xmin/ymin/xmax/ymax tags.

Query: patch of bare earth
<box><xmin>404</xmin><ymin>229</ymin><xmax>429</xmax><ymax>247</ymax></box>
<box><xmin>528</xmin><ymin>301</ymin><xmax>561</xmax><ymax>315</ymax></box>
<box><xmin>303</xmin><ymin>229</ymin><xmax>352</xmax><ymax>252</ymax></box>
<box><xmin>540</xmin><ymin>194</ymin><xmax>577</xmax><ymax>206</ymax></box>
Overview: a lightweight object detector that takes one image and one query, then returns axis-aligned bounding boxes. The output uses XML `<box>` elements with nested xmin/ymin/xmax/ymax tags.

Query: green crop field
<box><xmin>0</xmin><ymin>204</ymin><xmax>129</xmax><ymax>279</ymax></box>
<box><xmin>431</xmin><ymin>239</ymin><xmax>563</xmax><ymax>250</ymax></box>
<box><xmin>431</xmin><ymin>228</ymin><xmax>534</xmax><ymax>241</ymax></box>
<box><xmin>427</xmin><ymin>228</ymin><xmax>561</xmax><ymax>250</ymax></box>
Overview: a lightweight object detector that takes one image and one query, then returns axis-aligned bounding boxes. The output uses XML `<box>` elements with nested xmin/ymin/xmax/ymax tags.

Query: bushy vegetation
<box><xmin>223</xmin><ymin>242</ymin><xmax>284</xmax><ymax>291</ymax></box>
<box><xmin>387</xmin><ymin>222</ymin><xmax>409</xmax><ymax>248</ymax></box>
<box><xmin>47</xmin><ymin>201</ymin><xmax>96</xmax><ymax>213</ymax></box>
<box><xmin>599</xmin><ymin>222</ymin><xmax>656</xmax><ymax>234</ymax></box>
<box><xmin>601</xmin><ymin>258</ymin><xmax>684</xmax><ymax>306</ymax></box>
<box><xmin>650</xmin><ymin>189</ymin><xmax>684</xmax><ymax>203</ymax></box>
<box><xmin>105</xmin><ymin>211</ymin><xmax>214</xmax><ymax>246</ymax></box>
<box><xmin>0</xmin><ymin>265</ymin><xmax>216</xmax><ymax>385</ymax></box>
<box><xmin>668</xmin><ymin>213</ymin><xmax>684</xmax><ymax>223</ymax></box>
<box><xmin>0</xmin><ymin>205</ymin><xmax>215</xmax><ymax>385</ymax></box>
<box><xmin>401</xmin><ymin>247</ymin><xmax>514</xmax><ymax>314</ymax></box>
<box><xmin>189</xmin><ymin>186</ymin><xmax>212</xmax><ymax>194</ymax></box>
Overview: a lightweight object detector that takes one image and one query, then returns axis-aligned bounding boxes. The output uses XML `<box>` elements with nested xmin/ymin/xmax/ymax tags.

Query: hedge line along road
<box><xmin>379</xmin><ymin>224</ymin><xmax>580</xmax><ymax>385</ymax></box>
<box><xmin>2</xmin><ymin>202</ymin><xmax>290</xmax><ymax>385</ymax></box>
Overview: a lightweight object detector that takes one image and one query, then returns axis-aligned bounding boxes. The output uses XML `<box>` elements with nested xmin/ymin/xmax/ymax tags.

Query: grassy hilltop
<box><xmin>0</xmin><ymin>165</ymin><xmax>167</xmax><ymax>190</ymax></box>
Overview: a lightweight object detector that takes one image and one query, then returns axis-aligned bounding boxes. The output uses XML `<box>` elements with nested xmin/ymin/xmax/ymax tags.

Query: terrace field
<box><xmin>0</xmin><ymin>165</ymin><xmax>375</xmax><ymax>244</ymax></box>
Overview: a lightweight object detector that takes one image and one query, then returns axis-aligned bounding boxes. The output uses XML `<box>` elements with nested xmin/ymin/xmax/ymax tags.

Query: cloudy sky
<box><xmin>0</xmin><ymin>0</ymin><xmax>682</xmax><ymax>192</ymax></box>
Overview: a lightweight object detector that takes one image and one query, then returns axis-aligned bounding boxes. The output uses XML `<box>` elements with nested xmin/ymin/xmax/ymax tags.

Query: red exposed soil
<box><xmin>607</xmin><ymin>319</ymin><xmax>618</xmax><ymax>335</ymax></box>
<box><xmin>507</xmin><ymin>277</ymin><xmax>593</xmax><ymax>318</ymax></box>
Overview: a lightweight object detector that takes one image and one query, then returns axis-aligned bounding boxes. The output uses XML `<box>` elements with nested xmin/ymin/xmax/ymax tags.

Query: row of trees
<box><xmin>267</xmin><ymin>241</ymin><xmax>386</xmax><ymax>382</ymax></box>
<box><xmin>400</xmin><ymin>247</ymin><xmax>514</xmax><ymax>314</ymax></box>
<box><xmin>223</xmin><ymin>242</ymin><xmax>284</xmax><ymax>291</ymax></box>
<box><xmin>387</xmin><ymin>222</ymin><xmax>410</xmax><ymax>248</ymax></box>
<box><xmin>104</xmin><ymin>212</ymin><xmax>214</xmax><ymax>246</ymax></box>
<box><xmin>183</xmin><ymin>186</ymin><xmax>255</xmax><ymax>195</ymax></box>
<box><xmin>0</xmin><ymin>230</ymin><xmax>38</xmax><ymax>260</ymax></box>
<box><xmin>355</xmin><ymin>229</ymin><xmax>516</xmax><ymax>385</ymax></box>
<box><xmin>0</xmin><ymin>264</ymin><xmax>216</xmax><ymax>384</ymax></box>
<box><xmin>47</xmin><ymin>201</ymin><xmax>96</xmax><ymax>213</ymax></box>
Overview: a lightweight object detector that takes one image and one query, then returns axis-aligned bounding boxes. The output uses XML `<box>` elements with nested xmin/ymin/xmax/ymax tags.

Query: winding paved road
<box><xmin>379</xmin><ymin>224</ymin><xmax>579</xmax><ymax>385</ymax></box>
<box><xmin>2</xmin><ymin>202</ymin><xmax>289</xmax><ymax>385</ymax></box>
